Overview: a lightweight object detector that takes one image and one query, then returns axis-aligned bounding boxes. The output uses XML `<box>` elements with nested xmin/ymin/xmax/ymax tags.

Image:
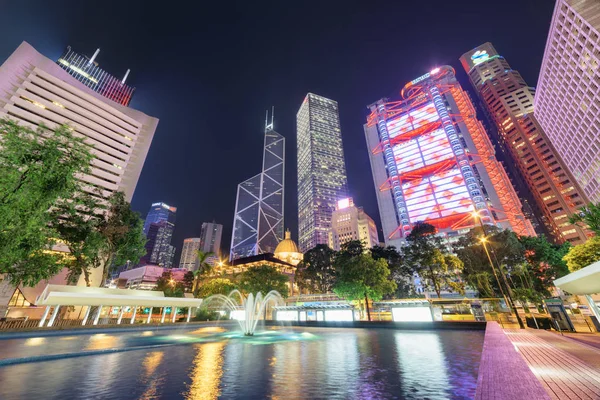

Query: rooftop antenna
<box><xmin>88</xmin><ymin>48</ymin><xmax>100</xmax><ymax>65</ymax></box>
<box><xmin>121</xmin><ymin>69</ymin><xmax>130</xmax><ymax>84</ymax></box>
<box><xmin>265</xmin><ymin>106</ymin><xmax>274</xmax><ymax>133</ymax></box>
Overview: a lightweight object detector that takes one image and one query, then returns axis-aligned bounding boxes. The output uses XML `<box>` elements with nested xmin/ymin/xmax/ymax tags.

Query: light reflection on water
<box><xmin>0</xmin><ymin>327</ymin><xmax>483</xmax><ymax>400</ymax></box>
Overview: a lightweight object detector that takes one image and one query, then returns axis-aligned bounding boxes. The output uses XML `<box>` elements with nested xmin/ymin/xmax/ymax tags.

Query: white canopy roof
<box><xmin>35</xmin><ymin>284</ymin><xmax>204</xmax><ymax>308</ymax></box>
<box><xmin>554</xmin><ymin>260</ymin><xmax>600</xmax><ymax>295</ymax></box>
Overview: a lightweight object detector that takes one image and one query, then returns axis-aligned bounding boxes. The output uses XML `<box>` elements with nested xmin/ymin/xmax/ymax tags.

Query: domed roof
<box><xmin>275</xmin><ymin>229</ymin><xmax>300</xmax><ymax>254</ymax></box>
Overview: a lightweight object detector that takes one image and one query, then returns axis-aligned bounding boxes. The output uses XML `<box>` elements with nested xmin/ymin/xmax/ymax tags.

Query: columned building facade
<box><xmin>297</xmin><ymin>93</ymin><xmax>348</xmax><ymax>252</ymax></box>
<box><xmin>535</xmin><ymin>0</ymin><xmax>600</xmax><ymax>203</ymax></box>
<box><xmin>364</xmin><ymin>66</ymin><xmax>535</xmax><ymax>248</ymax></box>
<box><xmin>461</xmin><ymin>42</ymin><xmax>590</xmax><ymax>244</ymax></box>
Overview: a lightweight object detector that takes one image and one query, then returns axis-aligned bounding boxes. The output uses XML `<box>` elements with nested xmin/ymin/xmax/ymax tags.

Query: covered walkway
<box><xmin>554</xmin><ymin>260</ymin><xmax>600</xmax><ymax>323</ymax></box>
<box><xmin>34</xmin><ymin>284</ymin><xmax>204</xmax><ymax>328</ymax></box>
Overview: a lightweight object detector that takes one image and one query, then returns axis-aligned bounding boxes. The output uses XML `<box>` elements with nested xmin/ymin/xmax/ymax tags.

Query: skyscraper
<box><xmin>535</xmin><ymin>0</ymin><xmax>600</xmax><ymax>203</ymax></box>
<box><xmin>200</xmin><ymin>222</ymin><xmax>223</xmax><ymax>256</ymax></box>
<box><xmin>0</xmin><ymin>42</ymin><xmax>158</xmax><ymax>203</ymax></box>
<box><xmin>57</xmin><ymin>47</ymin><xmax>135</xmax><ymax>106</ymax></box>
<box><xmin>460</xmin><ymin>43</ymin><xmax>590</xmax><ymax>245</ymax></box>
<box><xmin>141</xmin><ymin>203</ymin><xmax>177</xmax><ymax>267</ymax></box>
<box><xmin>328</xmin><ymin>198</ymin><xmax>379</xmax><ymax>251</ymax></box>
<box><xmin>364</xmin><ymin>66</ymin><xmax>535</xmax><ymax>248</ymax></box>
<box><xmin>297</xmin><ymin>93</ymin><xmax>348</xmax><ymax>252</ymax></box>
<box><xmin>230</xmin><ymin>114</ymin><xmax>285</xmax><ymax>260</ymax></box>
<box><xmin>179</xmin><ymin>238</ymin><xmax>201</xmax><ymax>270</ymax></box>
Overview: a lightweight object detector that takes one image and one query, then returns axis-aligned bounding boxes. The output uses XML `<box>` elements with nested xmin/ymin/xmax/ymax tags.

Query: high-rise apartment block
<box><xmin>297</xmin><ymin>93</ymin><xmax>348</xmax><ymax>252</ymax></box>
<box><xmin>364</xmin><ymin>66</ymin><xmax>535</xmax><ymax>248</ymax></box>
<box><xmin>0</xmin><ymin>42</ymin><xmax>158</xmax><ymax>203</ymax></box>
<box><xmin>461</xmin><ymin>43</ymin><xmax>590</xmax><ymax>244</ymax></box>
<box><xmin>535</xmin><ymin>0</ymin><xmax>600</xmax><ymax>203</ymax></box>
<box><xmin>230</xmin><ymin>114</ymin><xmax>285</xmax><ymax>260</ymax></box>
<box><xmin>57</xmin><ymin>47</ymin><xmax>135</xmax><ymax>106</ymax></box>
<box><xmin>141</xmin><ymin>202</ymin><xmax>176</xmax><ymax>267</ymax></box>
<box><xmin>179</xmin><ymin>238</ymin><xmax>201</xmax><ymax>270</ymax></box>
<box><xmin>200</xmin><ymin>222</ymin><xmax>223</xmax><ymax>256</ymax></box>
<box><xmin>328</xmin><ymin>198</ymin><xmax>379</xmax><ymax>251</ymax></box>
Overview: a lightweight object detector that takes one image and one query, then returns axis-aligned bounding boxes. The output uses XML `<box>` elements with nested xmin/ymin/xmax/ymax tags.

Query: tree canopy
<box><xmin>563</xmin><ymin>236</ymin><xmax>600</xmax><ymax>272</ymax></box>
<box><xmin>196</xmin><ymin>278</ymin><xmax>237</xmax><ymax>299</ymax></box>
<box><xmin>295</xmin><ymin>244</ymin><xmax>336</xmax><ymax>293</ymax></box>
<box><xmin>0</xmin><ymin>120</ymin><xmax>92</xmax><ymax>286</ymax></box>
<box><xmin>238</xmin><ymin>265</ymin><xmax>289</xmax><ymax>297</ymax></box>
<box><xmin>155</xmin><ymin>270</ymin><xmax>184</xmax><ymax>297</ymax></box>
<box><xmin>570</xmin><ymin>202</ymin><xmax>600</xmax><ymax>234</ymax></box>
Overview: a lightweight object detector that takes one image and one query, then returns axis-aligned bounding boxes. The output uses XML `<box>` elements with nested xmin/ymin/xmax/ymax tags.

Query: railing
<box><xmin>0</xmin><ymin>316</ymin><xmax>188</xmax><ymax>331</ymax></box>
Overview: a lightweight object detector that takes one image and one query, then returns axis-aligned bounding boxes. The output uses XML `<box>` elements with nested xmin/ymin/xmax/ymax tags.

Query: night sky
<box><xmin>1</xmin><ymin>0</ymin><xmax>555</xmax><ymax>261</ymax></box>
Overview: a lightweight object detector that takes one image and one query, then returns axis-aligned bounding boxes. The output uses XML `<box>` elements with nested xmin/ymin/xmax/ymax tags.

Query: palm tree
<box><xmin>192</xmin><ymin>250</ymin><xmax>214</xmax><ymax>295</ymax></box>
<box><xmin>570</xmin><ymin>202</ymin><xmax>600</xmax><ymax>234</ymax></box>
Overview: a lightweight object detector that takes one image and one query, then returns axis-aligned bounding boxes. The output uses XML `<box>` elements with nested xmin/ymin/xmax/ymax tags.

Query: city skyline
<box><xmin>0</xmin><ymin>0</ymin><xmax>560</xmax><ymax>259</ymax></box>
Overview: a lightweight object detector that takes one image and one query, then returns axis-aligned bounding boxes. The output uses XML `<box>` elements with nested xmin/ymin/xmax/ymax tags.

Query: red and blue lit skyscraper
<box><xmin>364</xmin><ymin>66</ymin><xmax>535</xmax><ymax>247</ymax></box>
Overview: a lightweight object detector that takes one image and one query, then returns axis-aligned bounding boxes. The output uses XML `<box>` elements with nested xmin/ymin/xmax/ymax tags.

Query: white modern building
<box><xmin>179</xmin><ymin>238</ymin><xmax>201</xmax><ymax>270</ymax></box>
<box><xmin>297</xmin><ymin>93</ymin><xmax>348</xmax><ymax>252</ymax></box>
<box><xmin>535</xmin><ymin>0</ymin><xmax>600</xmax><ymax>203</ymax></box>
<box><xmin>0</xmin><ymin>42</ymin><xmax>158</xmax><ymax>203</ymax></box>
<box><xmin>328</xmin><ymin>198</ymin><xmax>379</xmax><ymax>251</ymax></box>
<box><xmin>0</xmin><ymin>42</ymin><xmax>158</xmax><ymax>316</ymax></box>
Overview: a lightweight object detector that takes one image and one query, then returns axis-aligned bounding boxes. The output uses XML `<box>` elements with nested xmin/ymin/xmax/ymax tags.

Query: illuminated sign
<box><xmin>471</xmin><ymin>50</ymin><xmax>490</xmax><ymax>65</ymax></box>
<box><xmin>409</xmin><ymin>68</ymin><xmax>442</xmax><ymax>86</ymax></box>
<box><xmin>151</xmin><ymin>202</ymin><xmax>176</xmax><ymax>211</ymax></box>
<box><xmin>337</xmin><ymin>198</ymin><xmax>351</xmax><ymax>210</ymax></box>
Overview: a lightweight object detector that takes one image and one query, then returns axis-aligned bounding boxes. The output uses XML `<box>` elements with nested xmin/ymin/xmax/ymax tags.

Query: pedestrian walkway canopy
<box><xmin>553</xmin><ymin>260</ymin><xmax>600</xmax><ymax>295</ymax></box>
<box><xmin>554</xmin><ymin>260</ymin><xmax>600</xmax><ymax>322</ymax></box>
<box><xmin>36</xmin><ymin>284</ymin><xmax>204</xmax><ymax>308</ymax></box>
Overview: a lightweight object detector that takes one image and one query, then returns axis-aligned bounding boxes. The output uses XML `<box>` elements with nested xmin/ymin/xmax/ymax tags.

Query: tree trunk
<box><xmin>364</xmin><ymin>292</ymin><xmax>371</xmax><ymax>322</ymax></box>
<box><xmin>83</xmin><ymin>268</ymin><xmax>91</xmax><ymax>287</ymax></box>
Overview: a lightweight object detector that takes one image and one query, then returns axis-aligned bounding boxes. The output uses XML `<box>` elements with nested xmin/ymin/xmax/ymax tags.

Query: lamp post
<box><xmin>472</xmin><ymin>211</ymin><xmax>525</xmax><ymax>329</ymax></box>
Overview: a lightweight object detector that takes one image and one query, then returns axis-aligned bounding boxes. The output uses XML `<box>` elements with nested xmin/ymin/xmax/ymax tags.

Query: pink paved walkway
<box><xmin>505</xmin><ymin>329</ymin><xmax>600</xmax><ymax>400</ymax></box>
<box><xmin>475</xmin><ymin>322</ymin><xmax>550</xmax><ymax>400</ymax></box>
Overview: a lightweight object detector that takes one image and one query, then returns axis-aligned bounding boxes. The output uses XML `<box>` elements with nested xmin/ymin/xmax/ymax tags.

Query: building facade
<box><xmin>200</xmin><ymin>222</ymin><xmax>223</xmax><ymax>255</ymax></box>
<box><xmin>179</xmin><ymin>238</ymin><xmax>201</xmax><ymax>270</ymax></box>
<box><xmin>141</xmin><ymin>202</ymin><xmax>177</xmax><ymax>267</ymax></box>
<box><xmin>230</xmin><ymin>115</ymin><xmax>285</xmax><ymax>260</ymax></box>
<box><xmin>297</xmin><ymin>93</ymin><xmax>348</xmax><ymax>252</ymax></box>
<box><xmin>57</xmin><ymin>47</ymin><xmax>135</xmax><ymax>106</ymax></box>
<box><xmin>535</xmin><ymin>0</ymin><xmax>600</xmax><ymax>203</ymax></box>
<box><xmin>0</xmin><ymin>42</ymin><xmax>158</xmax><ymax>203</ymax></box>
<box><xmin>364</xmin><ymin>66</ymin><xmax>535</xmax><ymax>248</ymax></box>
<box><xmin>461</xmin><ymin>42</ymin><xmax>590</xmax><ymax>244</ymax></box>
<box><xmin>328</xmin><ymin>198</ymin><xmax>379</xmax><ymax>251</ymax></box>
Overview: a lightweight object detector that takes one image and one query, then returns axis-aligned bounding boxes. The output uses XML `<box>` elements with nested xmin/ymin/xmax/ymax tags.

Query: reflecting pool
<box><xmin>0</xmin><ymin>325</ymin><xmax>483</xmax><ymax>399</ymax></box>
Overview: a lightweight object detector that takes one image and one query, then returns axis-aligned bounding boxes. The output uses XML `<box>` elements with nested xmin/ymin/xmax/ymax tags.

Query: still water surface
<box><xmin>0</xmin><ymin>325</ymin><xmax>483</xmax><ymax>399</ymax></box>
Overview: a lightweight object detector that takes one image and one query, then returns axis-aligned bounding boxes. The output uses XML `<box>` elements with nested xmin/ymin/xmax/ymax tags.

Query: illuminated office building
<box><xmin>0</xmin><ymin>42</ymin><xmax>157</xmax><ymax>204</ymax></box>
<box><xmin>461</xmin><ymin>42</ymin><xmax>590</xmax><ymax>244</ymax></box>
<box><xmin>364</xmin><ymin>66</ymin><xmax>535</xmax><ymax>248</ymax></box>
<box><xmin>328</xmin><ymin>198</ymin><xmax>379</xmax><ymax>251</ymax></box>
<box><xmin>200</xmin><ymin>222</ymin><xmax>223</xmax><ymax>255</ymax></box>
<box><xmin>57</xmin><ymin>46</ymin><xmax>135</xmax><ymax>106</ymax></box>
<box><xmin>297</xmin><ymin>93</ymin><xmax>348</xmax><ymax>252</ymax></box>
<box><xmin>141</xmin><ymin>203</ymin><xmax>176</xmax><ymax>267</ymax></box>
<box><xmin>179</xmin><ymin>238</ymin><xmax>201</xmax><ymax>271</ymax></box>
<box><xmin>230</xmin><ymin>114</ymin><xmax>285</xmax><ymax>260</ymax></box>
<box><xmin>535</xmin><ymin>0</ymin><xmax>600</xmax><ymax>203</ymax></box>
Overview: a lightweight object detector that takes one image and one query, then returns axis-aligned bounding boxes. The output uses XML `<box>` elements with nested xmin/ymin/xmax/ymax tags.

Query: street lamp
<box><xmin>473</xmin><ymin>211</ymin><xmax>525</xmax><ymax>329</ymax></box>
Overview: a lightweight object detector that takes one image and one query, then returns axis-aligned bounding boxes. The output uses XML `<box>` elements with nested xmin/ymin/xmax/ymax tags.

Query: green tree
<box><xmin>155</xmin><ymin>270</ymin><xmax>184</xmax><ymax>297</ymax></box>
<box><xmin>183</xmin><ymin>271</ymin><xmax>195</xmax><ymax>292</ymax></box>
<box><xmin>570</xmin><ymin>202</ymin><xmax>600</xmax><ymax>234</ymax></box>
<box><xmin>563</xmin><ymin>236</ymin><xmax>600</xmax><ymax>272</ymax></box>
<box><xmin>192</xmin><ymin>250</ymin><xmax>214</xmax><ymax>294</ymax></box>
<box><xmin>238</xmin><ymin>265</ymin><xmax>289</xmax><ymax>297</ymax></box>
<box><xmin>333</xmin><ymin>252</ymin><xmax>396</xmax><ymax>321</ymax></box>
<box><xmin>405</xmin><ymin>222</ymin><xmax>464</xmax><ymax>298</ymax></box>
<box><xmin>49</xmin><ymin>191</ymin><xmax>106</xmax><ymax>286</ymax></box>
<box><xmin>197</xmin><ymin>278</ymin><xmax>237</xmax><ymax>298</ymax></box>
<box><xmin>518</xmin><ymin>235</ymin><xmax>570</xmax><ymax>294</ymax></box>
<box><xmin>371</xmin><ymin>245</ymin><xmax>418</xmax><ymax>298</ymax></box>
<box><xmin>295</xmin><ymin>244</ymin><xmax>337</xmax><ymax>293</ymax></box>
<box><xmin>96</xmin><ymin>191</ymin><xmax>147</xmax><ymax>285</ymax></box>
<box><xmin>0</xmin><ymin>120</ymin><xmax>93</xmax><ymax>286</ymax></box>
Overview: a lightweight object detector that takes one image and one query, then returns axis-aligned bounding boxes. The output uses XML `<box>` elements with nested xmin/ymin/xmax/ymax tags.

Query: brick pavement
<box><xmin>475</xmin><ymin>322</ymin><xmax>550</xmax><ymax>400</ymax></box>
<box><xmin>505</xmin><ymin>328</ymin><xmax>600</xmax><ymax>400</ymax></box>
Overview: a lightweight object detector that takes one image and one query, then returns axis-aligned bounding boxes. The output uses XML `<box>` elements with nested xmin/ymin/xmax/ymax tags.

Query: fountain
<box><xmin>203</xmin><ymin>290</ymin><xmax>284</xmax><ymax>336</ymax></box>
